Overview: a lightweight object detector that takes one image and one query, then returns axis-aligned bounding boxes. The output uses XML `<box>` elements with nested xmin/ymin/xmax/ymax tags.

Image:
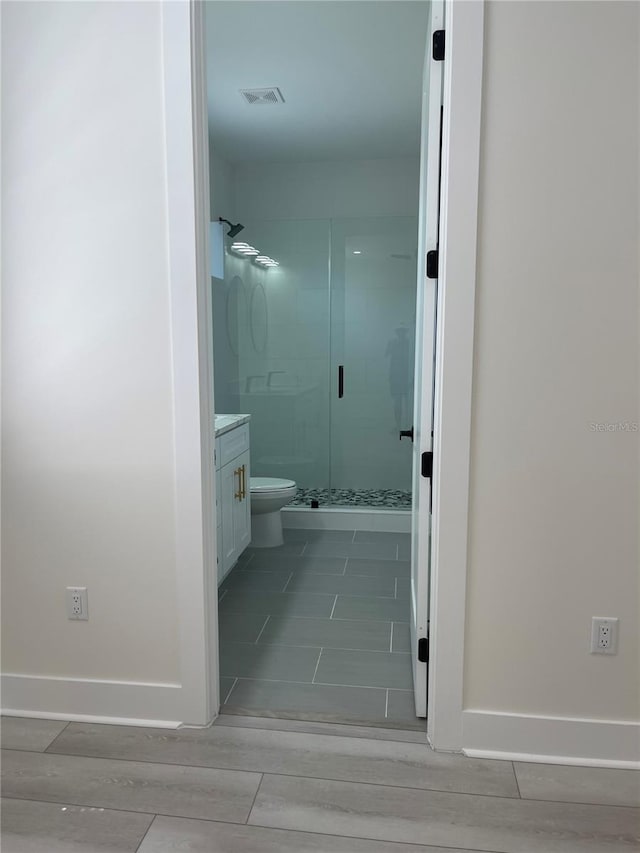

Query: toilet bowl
<box><xmin>250</xmin><ymin>477</ymin><xmax>297</xmax><ymax>547</ymax></box>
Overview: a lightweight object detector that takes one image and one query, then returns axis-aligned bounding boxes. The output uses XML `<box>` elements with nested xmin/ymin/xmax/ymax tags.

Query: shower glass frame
<box><xmin>217</xmin><ymin>215</ymin><xmax>418</xmax><ymax>510</ymax></box>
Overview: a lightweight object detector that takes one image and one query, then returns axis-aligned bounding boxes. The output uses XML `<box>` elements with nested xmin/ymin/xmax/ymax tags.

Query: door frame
<box><xmin>170</xmin><ymin>0</ymin><xmax>484</xmax><ymax>747</ymax></box>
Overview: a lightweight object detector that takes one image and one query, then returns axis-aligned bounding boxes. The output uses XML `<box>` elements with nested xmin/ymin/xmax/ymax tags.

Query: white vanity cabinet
<box><xmin>215</xmin><ymin>419</ymin><xmax>251</xmax><ymax>584</ymax></box>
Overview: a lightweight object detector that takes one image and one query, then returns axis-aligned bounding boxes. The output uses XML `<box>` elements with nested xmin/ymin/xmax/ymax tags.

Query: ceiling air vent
<box><xmin>239</xmin><ymin>87</ymin><xmax>285</xmax><ymax>105</ymax></box>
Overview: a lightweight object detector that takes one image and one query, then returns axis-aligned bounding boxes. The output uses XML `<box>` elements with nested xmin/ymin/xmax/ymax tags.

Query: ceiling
<box><xmin>205</xmin><ymin>1</ymin><xmax>430</xmax><ymax>164</ymax></box>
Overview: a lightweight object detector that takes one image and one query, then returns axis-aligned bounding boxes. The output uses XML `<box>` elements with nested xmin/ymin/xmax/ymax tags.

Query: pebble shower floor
<box><xmin>288</xmin><ymin>488</ymin><xmax>412</xmax><ymax>509</ymax></box>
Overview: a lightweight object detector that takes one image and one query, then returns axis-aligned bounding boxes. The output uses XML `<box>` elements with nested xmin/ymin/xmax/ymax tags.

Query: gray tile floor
<box><xmin>2</xmin><ymin>714</ymin><xmax>639</xmax><ymax>852</ymax></box>
<box><xmin>218</xmin><ymin>528</ymin><xmax>420</xmax><ymax>728</ymax></box>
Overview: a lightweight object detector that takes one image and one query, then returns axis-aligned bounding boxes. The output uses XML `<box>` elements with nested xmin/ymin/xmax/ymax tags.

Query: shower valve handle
<box><xmin>399</xmin><ymin>428</ymin><xmax>414</xmax><ymax>442</ymax></box>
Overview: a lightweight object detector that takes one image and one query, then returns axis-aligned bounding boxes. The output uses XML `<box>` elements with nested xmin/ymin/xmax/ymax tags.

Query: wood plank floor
<box><xmin>2</xmin><ymin>714</ymin><xmax>639</xmax><ymax>852</ymax></box>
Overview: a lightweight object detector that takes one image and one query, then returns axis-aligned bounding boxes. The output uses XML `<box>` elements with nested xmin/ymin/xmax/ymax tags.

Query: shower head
<box><xmin>219</xmin><ymin>217</ymin><xmax>245</xmax><ymax>238</ymax></box>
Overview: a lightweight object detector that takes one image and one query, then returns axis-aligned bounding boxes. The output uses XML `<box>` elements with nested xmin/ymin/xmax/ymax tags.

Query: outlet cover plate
<box><xmin>66</xmin><ymin>587</ymin><xmax>88</xmax><ymax>621</ymax></box>
<box><xmin>590</xmin><ymin>616</ymin><xmax>618</xmax><ymax>655</ymax></box>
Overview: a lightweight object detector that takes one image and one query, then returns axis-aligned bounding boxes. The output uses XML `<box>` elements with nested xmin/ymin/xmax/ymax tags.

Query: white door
<box><xmin>410</xmin><ymin>0</ymin><xmax>445</xmax><ymax>718</ymax></box>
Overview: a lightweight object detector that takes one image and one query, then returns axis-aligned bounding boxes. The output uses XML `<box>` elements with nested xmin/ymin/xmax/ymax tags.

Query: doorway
<box><xmin>206</xmin><ymin>0</ymin><xmax>442</xmax><ymax>729</ymax></box>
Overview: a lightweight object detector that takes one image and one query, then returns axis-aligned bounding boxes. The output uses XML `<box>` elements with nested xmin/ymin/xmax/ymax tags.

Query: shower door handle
<box><xmin>338</xmin><ymin>365</ymin><xmax>344</xmax><ymax>399</ymax></box>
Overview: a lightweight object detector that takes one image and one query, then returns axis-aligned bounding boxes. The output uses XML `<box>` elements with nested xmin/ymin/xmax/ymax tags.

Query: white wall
<box><xmin>233</xmin><ymin>157</ymin><xmax>419</xmax><ymax>221</ymax></box>
<box><xmin>1</xmin><ymin>2</ymin><xmax>181</xmax><ymax>693</ymax></box>
<box><xmin>209</xmin><ymin>141</ymin><xmax>234</xmax><ymax>224</ymax></box>
<box><xmin>464</xmin><ymin>0</ymin><xmax>639</xmax><ymax>735</ymax></box>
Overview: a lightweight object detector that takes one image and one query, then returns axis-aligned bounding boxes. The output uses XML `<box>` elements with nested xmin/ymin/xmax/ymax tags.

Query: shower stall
<box><xmin>213</xmin><ymin>215</ymin><xmax>418</xmax><ymax>510</ymax></box>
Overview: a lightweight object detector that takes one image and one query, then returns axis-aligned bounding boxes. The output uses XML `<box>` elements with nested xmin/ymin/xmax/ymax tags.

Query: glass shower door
<box><xmin>219</xmin><ymin>218</ymin><xmax>332</xmax><ymax>502</ymax></box>
<box><xmin>329</xmin><ymin>217</ymin><xmax>419</xmax><ymax>508</ymax></box>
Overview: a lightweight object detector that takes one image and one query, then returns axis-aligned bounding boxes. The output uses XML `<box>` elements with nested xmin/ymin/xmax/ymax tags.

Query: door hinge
<box><xmin>426</xmin><ymin>250</ymin><xmax>439</xmax><ymax>279</ymax></box>
<box><xmin>433</xmin><ymin>29</ymin><xmax>445</xmax><ymax>61</ymax></box>
<box><xmin>418</xmin><ymin>636</ymin><xmax>429</xmax><ymax>663</ymax></box>
<box><xmin>421</xmin><ymin>451</ymin><xmax>433</xmax><ymax>479</ymax></box>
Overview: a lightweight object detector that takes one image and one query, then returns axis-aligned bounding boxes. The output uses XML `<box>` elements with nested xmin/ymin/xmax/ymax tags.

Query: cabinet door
<box><xmin>220</xmin><ymin>460</ymin><xmax>242</xmax><ymax>578</ymax></box>
<box><xmin>233</xmin><ymin>450</ymin><xmax>251</xmax><ymax>555</ymax></box>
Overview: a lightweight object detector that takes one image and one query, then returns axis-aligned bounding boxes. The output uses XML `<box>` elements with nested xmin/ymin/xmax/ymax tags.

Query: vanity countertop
<box><xmin>214</xmin><ymin>413</ymin><xmax>251</xmax><ymax>437</ymax></box>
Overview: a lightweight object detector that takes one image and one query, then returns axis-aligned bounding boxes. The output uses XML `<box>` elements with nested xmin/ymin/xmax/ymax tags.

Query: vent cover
<box><xmin>240</xmin><ymin>87</ymin><xmax>285</xmax><ymax>105</ymax></box>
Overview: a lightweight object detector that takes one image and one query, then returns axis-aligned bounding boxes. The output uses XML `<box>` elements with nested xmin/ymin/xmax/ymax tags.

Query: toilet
<box><xmin>250</xmin><ymin>477</ymin><xmax>297</xmax><ymax>547</ymax></box>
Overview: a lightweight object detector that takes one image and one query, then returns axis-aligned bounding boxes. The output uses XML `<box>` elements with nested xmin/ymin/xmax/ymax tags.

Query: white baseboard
<box><xmin>1</xmin><ymin>673</ymin><xmax>186</xmax><ymax>728</ymax></box>
<box><xmin>462</xmin><ymin>709</ymin><xmax>640</xmax><ymax>768</ymax></box>
<box><xmin>283</xmin><ymin>507</ymin><xmax>410</xmax><ymax>533</ymax></box>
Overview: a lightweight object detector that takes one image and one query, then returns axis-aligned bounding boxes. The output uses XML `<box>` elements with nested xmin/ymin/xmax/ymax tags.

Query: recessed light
<box><xmin>353</xmin><ymin>250</ymin><xmax>362</xmax><ymax>255</ymax></box>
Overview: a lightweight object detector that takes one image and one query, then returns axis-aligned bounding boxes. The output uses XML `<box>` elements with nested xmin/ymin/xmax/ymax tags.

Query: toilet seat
<box><xmin>250</xmin><ymin>477</ymin><xmax>296</xmax><ymax>494</ymax></box>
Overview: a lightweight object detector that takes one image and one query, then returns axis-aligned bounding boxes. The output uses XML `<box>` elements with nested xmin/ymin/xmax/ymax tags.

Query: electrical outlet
<box><xmin>590</xmin><ymin>617</ymin><xmax>618</xmax><ymax>655</ymax></box>
<box><xmin>66</xmin><ymin>587</ymin><xmax>88</xmax><ymax>621</ymax></box>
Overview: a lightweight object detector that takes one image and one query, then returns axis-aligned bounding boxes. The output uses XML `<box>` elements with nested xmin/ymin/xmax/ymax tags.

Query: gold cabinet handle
<box><xmin>234</xmin><ymin>467</ymin><xmax>242</xmax><ymax>500</ymax></box>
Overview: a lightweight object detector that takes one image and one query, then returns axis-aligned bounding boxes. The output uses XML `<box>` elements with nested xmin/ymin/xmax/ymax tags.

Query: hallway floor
<box><xmin>218</xmin><ymin>528</ymin><xmax>419</xmax><ymax>728</ymax></box>
<box><xmin>2</xmin><ymin>714</ymin><xmax>638</xmax><ymax>852</ymax></box>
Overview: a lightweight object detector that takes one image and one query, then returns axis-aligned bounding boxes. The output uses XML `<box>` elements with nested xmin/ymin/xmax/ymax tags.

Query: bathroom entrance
<box><xmin>207</xmin><ymin>0</ymin><xmax>443</xmax><ymax>728</ymax></box>
<box><xmin>215</xmin><ymin>224</ymin><xmax>423</xmax><ymax>728</ymax></box>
